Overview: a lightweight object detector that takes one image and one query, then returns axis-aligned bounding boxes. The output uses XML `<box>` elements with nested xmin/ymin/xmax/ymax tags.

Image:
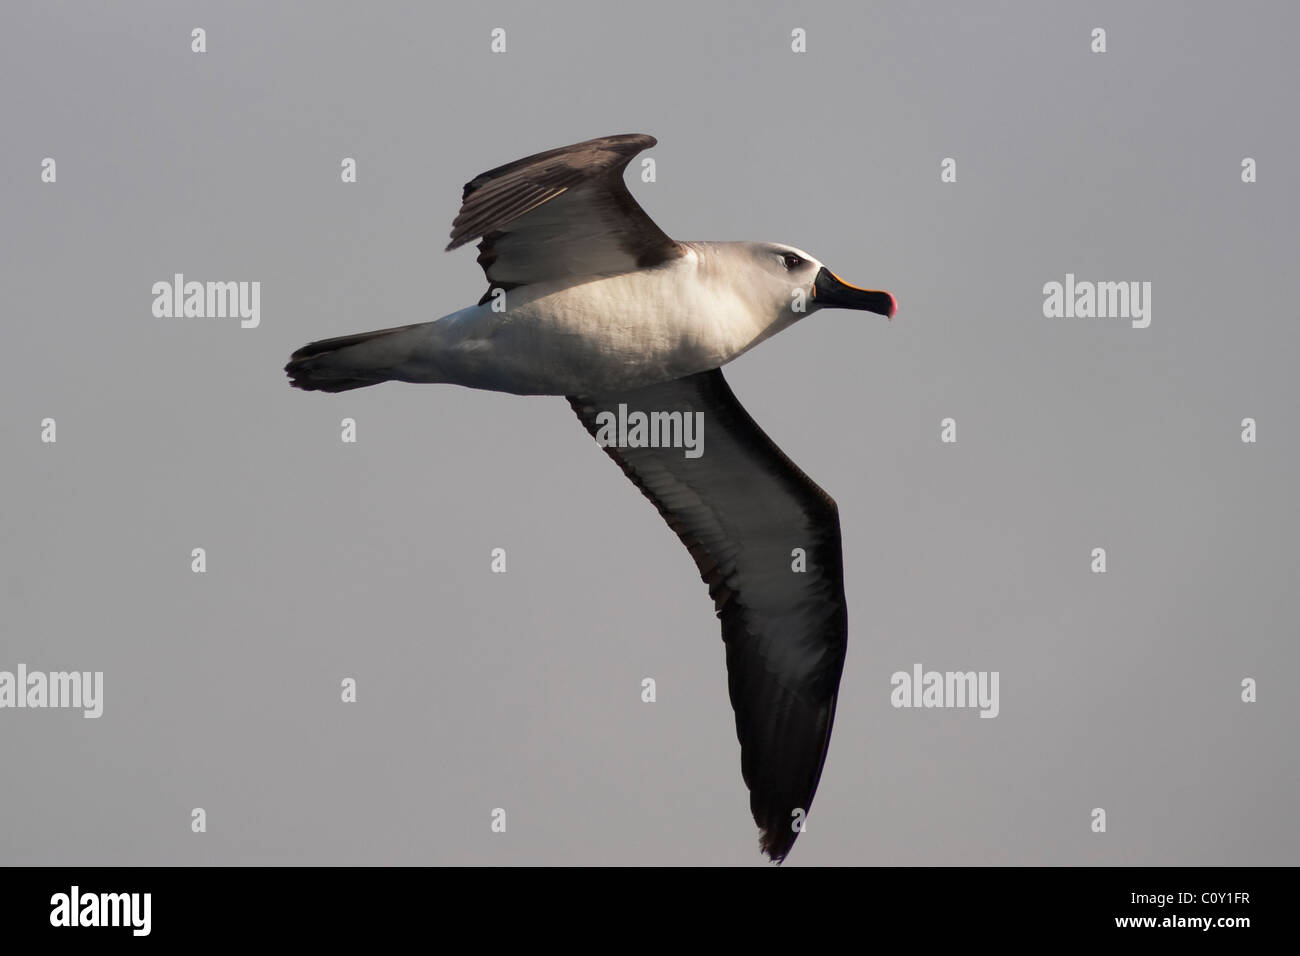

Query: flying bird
<box><xmin>285</xmin><ymin>134</ymin><xmax>896</xmax><ymax>861</ymax></box>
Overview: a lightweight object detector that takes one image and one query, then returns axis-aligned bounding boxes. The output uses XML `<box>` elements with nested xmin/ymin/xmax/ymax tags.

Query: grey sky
<box><xmin>1</xmin><ymin>0</ymin><xmax>1296</xmax><ymax>865</ymax></box>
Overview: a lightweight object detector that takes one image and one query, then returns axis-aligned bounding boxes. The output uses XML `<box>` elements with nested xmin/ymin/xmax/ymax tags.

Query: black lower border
<box><xmin>0</xmin><ymin>865</ymin><xmax>1279</xmax><ymax>940</ymax></box>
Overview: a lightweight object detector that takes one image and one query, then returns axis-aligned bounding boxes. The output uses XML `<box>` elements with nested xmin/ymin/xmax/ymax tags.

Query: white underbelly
<box><xmin>411</xmin><ymin>269</ymin><xmax>762</xmax><ymax>395</ymax></box>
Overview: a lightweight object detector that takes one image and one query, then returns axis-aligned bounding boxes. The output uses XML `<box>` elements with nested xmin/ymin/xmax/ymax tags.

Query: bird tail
<box><xmin>284</xmin><ymin>324</ymin><xmax>420</xmax><ymax>392</ymax></box>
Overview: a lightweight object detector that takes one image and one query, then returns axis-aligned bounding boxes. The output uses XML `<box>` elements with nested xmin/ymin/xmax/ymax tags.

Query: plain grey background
<box><xmin>2</xmin><ymin>0</ymin><xmax>1296</xmax><ymax>866</ymax></box>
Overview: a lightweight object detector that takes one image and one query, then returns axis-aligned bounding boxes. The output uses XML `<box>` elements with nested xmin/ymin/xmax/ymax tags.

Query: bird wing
<box><xmin>446</xmin><ymin>133</ymin><xmax>684</xmax><ymax>300</ymax></box>
<box><xmin>568</xmin><ymin>369</ymin><xmax>848</xmax><ymax>862</ymax></box>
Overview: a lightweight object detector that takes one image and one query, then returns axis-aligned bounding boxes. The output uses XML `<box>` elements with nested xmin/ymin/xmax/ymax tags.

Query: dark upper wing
<box><xmin>446</xmin><ymin>133</ymin><xmax>684</xmax><ymax>299</ymax></box>
<box><xmin>568</xmin><ymin>369</ymin><xmax>848</xmax><ymax>862</ymax></box>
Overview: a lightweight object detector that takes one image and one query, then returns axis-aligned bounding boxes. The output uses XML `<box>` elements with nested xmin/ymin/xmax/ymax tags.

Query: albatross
<box><xmin>285</xmin><ymin>133</ymin><xmax>896</xmax><ymax>862</ymax></box>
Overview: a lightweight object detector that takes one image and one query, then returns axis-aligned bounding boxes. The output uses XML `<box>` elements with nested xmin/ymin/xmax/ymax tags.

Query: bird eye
<box><xmin>782</xmin><ymin>253</ymin><xmax>804</xmax><ymax>270</ymax></box>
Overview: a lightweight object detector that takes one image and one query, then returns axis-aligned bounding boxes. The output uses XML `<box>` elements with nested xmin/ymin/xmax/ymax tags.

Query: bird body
<box><xmin>285</xmin><ymin>134</ymin><xmax>896</xmax><ymax>861</ymax></box>
<box><xmin>291</xmin><ymin>241</ymin><xmax>824</xmax><ymax>396</ymax></box>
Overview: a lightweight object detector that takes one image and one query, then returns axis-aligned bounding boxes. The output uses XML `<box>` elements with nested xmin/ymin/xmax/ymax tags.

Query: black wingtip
<box><xmin>760</xmin><ymin>828</ymin><xmax>796</xmax><ymax>864</ymax></box>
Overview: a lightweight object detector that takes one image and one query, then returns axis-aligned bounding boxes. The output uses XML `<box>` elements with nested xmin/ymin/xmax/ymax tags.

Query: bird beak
<box><xmin>811</xmin><ymin>267</ymin><xmax>897</xmax><ymax>318</ymax></box>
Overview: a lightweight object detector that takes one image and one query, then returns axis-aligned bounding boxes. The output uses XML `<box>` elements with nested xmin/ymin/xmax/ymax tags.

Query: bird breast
<box><xmin>432</xmin><ymin>257</ymin><xmax>774</xmax><ymax>395</ymax></box>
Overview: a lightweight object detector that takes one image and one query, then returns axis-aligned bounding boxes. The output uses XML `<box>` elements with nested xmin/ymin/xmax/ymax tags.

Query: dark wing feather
<box><xmin>446</xmin><ymin>134</ymin><xmax>683</xmax><ymax>299</ymax></box>
<box><xmin>568</xmin><ymin>369</ymin><xmax>848</xmax><ymax>862</ymax></box>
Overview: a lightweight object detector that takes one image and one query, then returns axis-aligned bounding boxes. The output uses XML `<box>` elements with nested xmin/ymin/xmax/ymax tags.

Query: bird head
<box><xmin>740</xmin><ymin>242</ymin><xmax>896</xmax><ymax>326</ymax></box>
